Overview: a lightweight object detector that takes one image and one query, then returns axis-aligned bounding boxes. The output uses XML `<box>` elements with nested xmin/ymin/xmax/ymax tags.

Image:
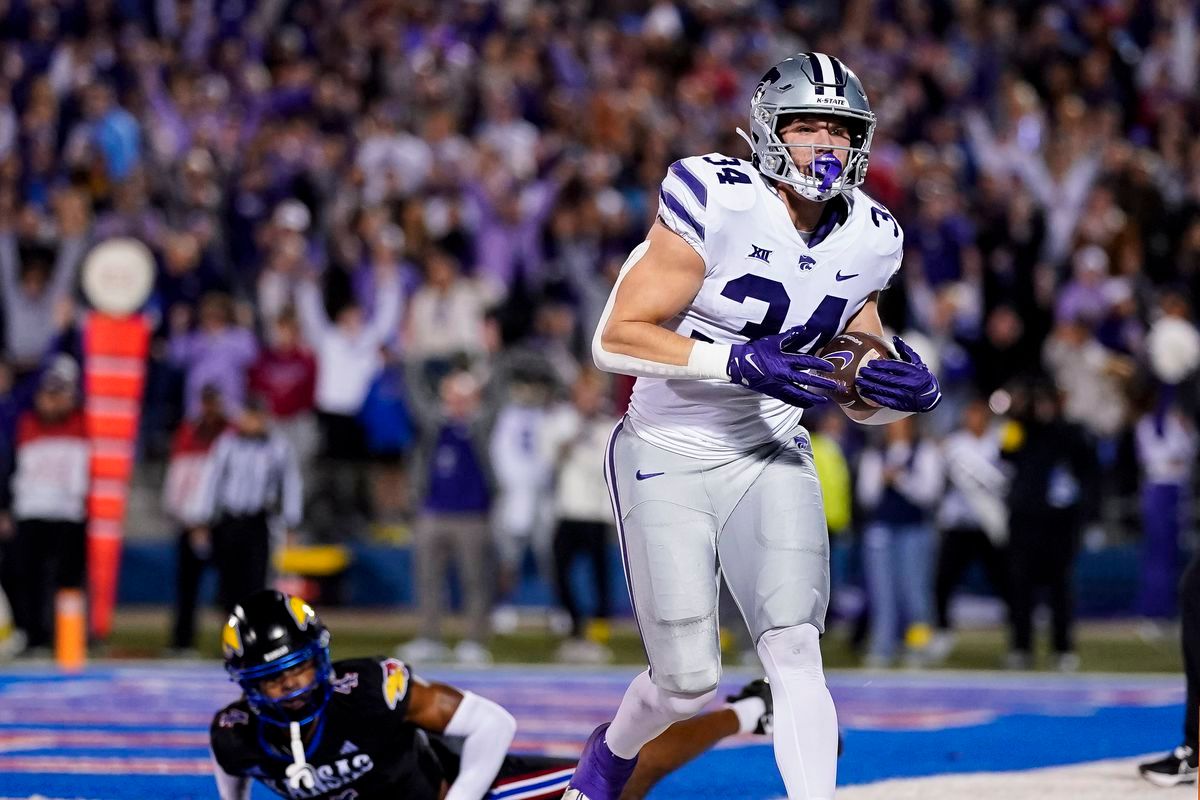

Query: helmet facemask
<box><xmin>749</xmin><ymin>107</ymin><xmax>875</xmax><ymax>202</ymax></box>
<box><xmin>231</xmin><ymin>640</ymin><xmax>334</xmax><ymax>727</ymax></box>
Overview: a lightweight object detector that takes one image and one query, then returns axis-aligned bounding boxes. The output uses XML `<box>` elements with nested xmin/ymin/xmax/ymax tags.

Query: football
<box><xmin>816</xmin><ymin>332</ymin><xmax>897</xmax><ymax>420</ymax></box>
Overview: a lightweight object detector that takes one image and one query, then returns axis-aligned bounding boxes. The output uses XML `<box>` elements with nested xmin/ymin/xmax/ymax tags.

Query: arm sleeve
<box><xmin>211</xmin><ymin>753</ymin><xmax>252</xmax><ymax>800</ymax></box>
<box><xmin>590</xmin><ymin>241</ymin><xmax>731</xmax><ymax>380</ymax></box>
<box><xmin>854</xmin><ymin>406</ymin><xmax>915</xmax><ymax>426</ymax></box>
<box><xmin>441</xmin><ymin>691</ymin><xmax>518</xmax><ymax>800</ymax></box>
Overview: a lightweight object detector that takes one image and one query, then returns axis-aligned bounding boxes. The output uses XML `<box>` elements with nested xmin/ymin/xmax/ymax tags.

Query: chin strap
<box><xmin>285</xmin><ymin>721</ymin><xmax>315</xmax><ymax>792</ymax></box>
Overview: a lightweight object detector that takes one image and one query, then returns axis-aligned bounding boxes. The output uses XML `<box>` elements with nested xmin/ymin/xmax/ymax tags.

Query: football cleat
<box><xmin>561</xmin><ymin>723</ymin><xmax>637</xmax><ymax>800</ymax></box>
<box><xmin>726</xmin><ymin>678</ymin><xmax>773</xmax><ymax>735</ymax></box>
<box><xmin>1139</xmin><ymin>745</ymin><xmax>1198</xmax><ymax>787</ymax></box>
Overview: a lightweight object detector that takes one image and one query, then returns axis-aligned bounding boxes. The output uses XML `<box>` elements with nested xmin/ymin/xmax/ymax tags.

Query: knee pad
<box><xmin>757</xmin><ymin>623</ymin><xmax>823</xmax><ymax>674</ymax></box>
<box><xmin>650</xmin><ymin>662</ymin><xmax>721</xmax><ymax>697</ymax></box>
<box><xmin>643</xmin><ymin>680</ymin><xmax>718</xmax><ymax>722</ymax></box>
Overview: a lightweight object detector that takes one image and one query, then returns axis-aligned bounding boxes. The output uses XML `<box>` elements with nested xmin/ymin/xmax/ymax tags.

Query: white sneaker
<box><xmin>556</xmin><ymin>638</ymin><xmax>611</xmax><ymax>665</ymax></box>
<box><xmin>454</xmin><ymin>640</ymin><xmax>494</xmax><ymax>666</ymax></box>
<box><xmin>491</xmin><ymin>605</ymin><xmax>520</xmax><ymax>634</ymax></box>
<box><xmin>395</xmin><ymin>638</ymin><xmax>452</xmax><ymax>664</ymax></box>
<box><xmin>862</xmin><ymin>653</ymin><xmax>893</xmax><ymax>669</ymax></box>
<box><xmin>546</xmin><ymin>609</ymin><xmax>574</xmax><ymax>636</ymax></box>
<box><xmin>928</xmin><ymin>630</ymin><xmax>956</xmax><ymax>663</ymax></box>
<box><xmin>1055</xmin><ymin>652</ymin><xmax>1081</xmax><ymax>673</ymax></box>
<box><xmin>1004</xmin><ymin>650</ymin><xmax>1033</xmax><ymax>671</ymax></box>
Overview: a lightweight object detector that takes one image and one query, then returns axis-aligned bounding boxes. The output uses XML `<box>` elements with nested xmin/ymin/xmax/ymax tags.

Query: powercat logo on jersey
<box><xmin>266</xmin><ymin>753</ymin><xmax>375</xmax><ymax>798</ymax></box>
<box><xmin>748</xmin><ymin>245</ymin><xmax>772</xmax><ymax>263</ymax></box>
<box><xmin>797</xmin><ymin>255</ymin><xmax>816</xmax><ymax>271</ymax></box>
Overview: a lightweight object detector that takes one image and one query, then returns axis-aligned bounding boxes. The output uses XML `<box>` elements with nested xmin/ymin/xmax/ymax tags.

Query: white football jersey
<box><xmin>626</xmin><ymin>153</ymin><xmax>904</xmax><ymax>459</ymax></box>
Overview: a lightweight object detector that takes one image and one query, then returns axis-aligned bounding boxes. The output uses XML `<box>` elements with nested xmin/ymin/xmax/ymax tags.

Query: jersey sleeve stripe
<box><xmin>658</xmin><ymin>188</ymin><xmax>705</xmax><ymax>242</ymax></box>
<box><xmin>668</xmin><ymin>160</ymin><xmax>707</xmax><ymax>207</ymax></box>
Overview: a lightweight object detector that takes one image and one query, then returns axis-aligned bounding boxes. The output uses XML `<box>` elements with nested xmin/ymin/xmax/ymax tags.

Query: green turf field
<box><xmin>101</xmin><ymin>607</ymin><xmax>1183</xmax><ymax>674</ymax></box>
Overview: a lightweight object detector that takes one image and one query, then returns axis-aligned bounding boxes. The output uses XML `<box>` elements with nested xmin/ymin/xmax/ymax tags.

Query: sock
<box><xmin>727</xmin><ymin>696</ymin><xmax>768</xmax><ymax>734</ymax></box>
<box><xmin>605</xmin><ymin>669</ymin><xmax>715</xmax><ymax>759</ymax></box>
<box><xmin>756</xmin><ymin>625</ymin><xmax>838</xmax><ymax>800</ymax></box>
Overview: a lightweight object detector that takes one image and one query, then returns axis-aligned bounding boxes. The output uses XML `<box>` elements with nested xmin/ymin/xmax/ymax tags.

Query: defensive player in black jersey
<box><xmin>210</xmin><ymin>590</ymin><xmax>775</xmax><ymax>800</ymax></box>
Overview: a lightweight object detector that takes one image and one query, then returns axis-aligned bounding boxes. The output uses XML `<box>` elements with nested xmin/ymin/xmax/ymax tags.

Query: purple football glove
<box><xmin>728</xmin><ymin>325</ymin><xmax>838</xmax><ymax>409</ymax></box>
<box><xmin>855</xmin><ymin>335</ymin><xmax>942</xmax><ymax>413</ymax></box>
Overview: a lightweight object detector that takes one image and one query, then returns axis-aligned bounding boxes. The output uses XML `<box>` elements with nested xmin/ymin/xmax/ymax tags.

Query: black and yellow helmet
<box><xmin>222</xmin><ymin>590</ymin><xmax>333</xmax><ymax>726</ymax></box>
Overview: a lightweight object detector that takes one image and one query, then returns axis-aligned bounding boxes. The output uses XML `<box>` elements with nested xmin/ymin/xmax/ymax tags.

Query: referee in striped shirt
<box><xmin>189</xmin><ymin>395</ymin><xmax>302</xmax><ymax>612</ymax></box>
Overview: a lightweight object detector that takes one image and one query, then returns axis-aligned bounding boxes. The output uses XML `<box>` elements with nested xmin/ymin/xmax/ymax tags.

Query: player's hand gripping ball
<box><xmin>817</xmin><ymin>333</ymin><xmax>941</xmax><ymax>420</ymax></box>
<box><xmin>727</xmin><ymin>324</ymin><xmax>839</xmax><ymax>409</ymax></box>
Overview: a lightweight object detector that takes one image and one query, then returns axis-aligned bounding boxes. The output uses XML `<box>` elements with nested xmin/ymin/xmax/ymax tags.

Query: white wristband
<box><xmin>687</xmin><ymin>341</ymin><xmax>733</xmax><ymax>380</ymax></box>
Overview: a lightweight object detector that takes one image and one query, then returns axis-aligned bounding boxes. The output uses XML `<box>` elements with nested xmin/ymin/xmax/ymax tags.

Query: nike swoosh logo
<box><xmin>835</xmin><ymin>271</ymin><xmax>859</xmax><ymax>281</ymax></box>
<box><xmin>635</xmin><ymin>471</ymin><xmax>665</xmax><ymax>480</ymax></box>
<box><xmin>744</xmin><ymin>352</ymin><xmax>763</xmax><ymax>374</ymax></box>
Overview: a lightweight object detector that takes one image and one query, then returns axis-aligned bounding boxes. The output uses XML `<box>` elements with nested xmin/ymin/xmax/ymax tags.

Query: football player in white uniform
<box><xmin>563</xmin><ymin>53</ymin><xmax>941</xmax><ymax>800</ymax></box>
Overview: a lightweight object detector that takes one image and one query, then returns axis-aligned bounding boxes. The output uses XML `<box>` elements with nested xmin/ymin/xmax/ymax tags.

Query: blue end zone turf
<box><xmin>0</xmin><ymin>665</ymin><xmax>1182</xmax><ymax>799</ymax></box>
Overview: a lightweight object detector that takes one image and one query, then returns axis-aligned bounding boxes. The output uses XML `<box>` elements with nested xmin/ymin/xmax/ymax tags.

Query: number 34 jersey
<box><xmin>626</xmin><ymin>153</ymin><xmax>904</xmax><ymax>460</ymax></box>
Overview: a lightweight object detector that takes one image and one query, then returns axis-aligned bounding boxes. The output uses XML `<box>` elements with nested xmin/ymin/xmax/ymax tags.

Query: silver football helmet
<box><xmin>743</xmin><ymin>52</ymin><xmax>876</xmax><ymax>202</ymax></box>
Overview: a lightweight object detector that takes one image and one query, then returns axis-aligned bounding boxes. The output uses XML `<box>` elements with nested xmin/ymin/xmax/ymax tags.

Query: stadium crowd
<box><xmin>0</xmin><ymin>0</ymin><xmax>1199</xmax><ymax>666</ymax></box>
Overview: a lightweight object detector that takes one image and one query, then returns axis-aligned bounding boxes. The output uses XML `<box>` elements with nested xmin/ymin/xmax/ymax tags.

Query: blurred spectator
<box><xmin>0</xmin><ymin>0</ymin><xmax>1198</xmax><ymax>632</ymax></box>
<box><xmin>405</xmin><ymin>248</ymin><xmax>489</xmax><ymax>368</ymax></box>
<box><xmin>488</xmin><ymin>373</ymin><xmax>556</xmax><ymax>633</ymax></box>
<box><xmin>248</xmin><ymin>309</ymin><xmax>318</xmax><ymax>482</ymax></box>
<box><xmin>67</xmin><ymin>82</ymin><xmax>141</xmax><ymax>185</ymax></box>
<box><xmin>857</xmin><ymin>416</ymin><xmax>944</xmax><ymax>668</ymax></box>
<box><xmin>1002</xmin><ymin>380</ymin><xmax>1099</xmax><ymax>671</ymax></box>
<box><xmin>163</xmin><ymin>384</ymin><xmax>228</xmax><ymax>654</ymax></box>
<box><xmin>1055</xmin><ymin>246</ymin><xmax>1111</xmax><ymax>330</ymax></box>
<box><xmin>809</xmin><ymin>411</ymin><xmax>852</xmax><ymax>540</ymax></box>
<box><xmin>1043</xmin><ymin>317</ymin><xmax>1134</xmax><ymax>445</ymax></box>
<box><xmin>0</xmin><ymin>194</ymin><xmax>87</xmax><ymax>374</ymax></box>
<box><xmin>1134</xmin><ymin>399</ymin><xmax>1197</xmax><ymax>620</ymax></box>
<box><xmin>543</xmin><ymin>370</ymin><xmax>618</xmax><ymax>664</ymax></box>
<box><xmin>257</xmin><ymin>202</ymin><xmax>315</xmax><ymax>328</ymax></box>
<box><xmin>933</xmin><ymin>397</ymin><xmax>1010</xmax><ymax>662</ymax></box>
<box><xmin>188</xmin><ymin>396</ymin><xmax>303</xmax><ymax>614</ymax></box>
<box><xmin>400</xmin><ymin>370</ymin><xmax>494</xmax><ymax>667</ymax></box>
<box><xmin>168</xmin><ymin>292</ymin><xmax>258</xmax><ymax>421</ymax></box>
<box><xmin>8</xmin><ymin>356</ymin><xmax>88</xmax><ymax>654</ymax></box>
<box><xmin>153</xmin><ymin>229</ymin><xmax>226</xmax><ymax>330</ymax></box>
<box><xmin>298</xmin><ymin>264</ymin><xmax>401</xmax><ymax>539</ymax></box>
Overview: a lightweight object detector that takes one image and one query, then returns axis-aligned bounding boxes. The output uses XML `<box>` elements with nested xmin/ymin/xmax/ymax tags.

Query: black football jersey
<box><xmin>210</xmin><ymin>657</ymin><xmax>450</xmax><ymax>799</ymax></box>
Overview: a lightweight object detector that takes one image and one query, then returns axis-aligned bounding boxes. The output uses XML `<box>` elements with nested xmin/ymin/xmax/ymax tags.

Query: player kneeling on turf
<box><xmin>210</xmin><ymin>590</ymin><xmax>775</xmax><ymax>800</ymax></box>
